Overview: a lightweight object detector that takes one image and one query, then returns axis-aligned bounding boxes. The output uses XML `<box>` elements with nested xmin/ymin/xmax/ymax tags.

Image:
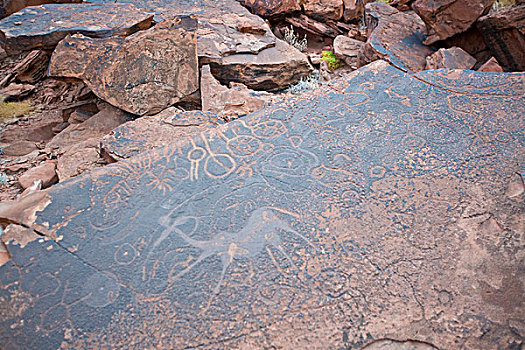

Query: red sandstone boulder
<box><xmin>478</xmin><ymin>56</ymin><xmax>504</xmax><ymax>72</ymax></box>
<box><xmin>18</xmin><ymin>161</ymin><xmax>57</xmax><ymax>189</ymax></box>
<box><xmin>343</xmin><ymin>0</ymin><xmax>365</xmax><ymax>22</ymax></box>
<box><xmin>304</xmin><ymin>0</ymin><xmax>343</xmax><ymax>21</ymax></box>
<box><xmin>205</xmin><ymin>39</ymin><xmax>313</xmax><ymax>91</ymax></box>
<box><xmin>425</xmin><ymin>47</ymin><xmax>476</xmax><ymax>70</ymax></box>
<box><xmin>477</xmin><ymin>5</ymin><xmax>525</xmax><ymax>71</ymax></box>
<box><xmin>243</xmin><ymin>0</ymin><xmax>300</xmax><ymax>18</ymax></box>
<box><xmin>444</xmin><ymin>27</ymin><xmax>491</xmax><ymax>65</ymax></box>
<box><xmin>358</xmin><ymin>3</ymin><xmax>434</xmax><ymax>72</ymax></box>
<box><xmin>49</xmin><ymin>17</ymin><xmax>199</xmax><ymax>116</ymax></box>
<box><xmin>333</xmin><ymin>35</ymin><xmax>364</xmax><ymax>68</ymax></box>
<box><xmin>412</xmin><ymin>0</ymin><xmax>495</xmax><ymax>45</ymax></box>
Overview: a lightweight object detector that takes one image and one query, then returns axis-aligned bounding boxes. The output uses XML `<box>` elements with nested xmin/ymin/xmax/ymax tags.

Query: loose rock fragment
<box><xmin>425</xmin><ymin>47</ymin><xmax>477</xmax><ymax>70</ymax></box>
<box><xmin>200</xmin><ymin>65</ymin><xmax>271</xmax><ymax>119</ymax></box>
<box><xmin>333</xmin><ymin>35</ymin><xmax>364</xmax><ymax>68</ymax></box>
<box><xmin>205</xmin><ymin>39</ymin><xmax>313</xmax><ymax>91</ymax></box>
<box><xmin>18</xmin><ymin>162</ymin><xmax>57</xmax><ymax>189</ymax></box>
<box><xmin>478</xmin><ymin>56</ymin><xmax>504</xmax><ymax>72</ymax></box>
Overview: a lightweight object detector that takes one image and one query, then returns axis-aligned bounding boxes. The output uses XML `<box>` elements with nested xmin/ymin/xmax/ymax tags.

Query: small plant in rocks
<box><xmin>287</xmin><ymin>73</ymin><xmax>321</xmax><ymax>94</ymax></box>
<box><xmin>283</xmin><ymin>26</ymin><xmax>308</xmax><ymax>52</ymax></box>
<box><xmin>492</xmin><ymin>0</ymin><xmax>515</xmax><ymax>12</ymax></box>
<box><xmin>321</xmin><ymin>51</ymin><xmax>344</xmax><ymax>70</ymax></box>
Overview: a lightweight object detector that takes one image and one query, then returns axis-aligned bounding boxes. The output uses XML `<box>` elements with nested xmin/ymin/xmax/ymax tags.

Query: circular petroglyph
<box><xmin>227</xmin><ymin>135</ymin><xmax>261</xmax><ymax>156</ymax></box>
<box><xmin>115</xmin><ymin>243</ymin><xmax>138</xmax><ymax>265</ymax></box>
<box><xmin>82</xmin><ymin>272</ymin><xmax>120</xmax><ymax>308</ymax></box>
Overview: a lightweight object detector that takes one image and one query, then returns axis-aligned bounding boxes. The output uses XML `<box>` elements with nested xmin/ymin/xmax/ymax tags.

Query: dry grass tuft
<box><xmin>0</xmin><ymin>101</ymin><xmax>33</xmax><ymax>120</ymax></box>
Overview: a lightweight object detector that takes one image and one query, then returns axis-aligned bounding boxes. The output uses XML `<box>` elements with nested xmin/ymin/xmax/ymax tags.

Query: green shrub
<box><xmin>321</xmin><ymin>51</ymin><xmax>344</xmax><ymax>70</ymax></box>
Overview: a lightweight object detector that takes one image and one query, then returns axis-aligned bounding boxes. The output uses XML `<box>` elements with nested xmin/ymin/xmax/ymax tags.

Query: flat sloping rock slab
<box><xmin>102</xmin><ymin>108</ymin><xmax>222</xmax><ymax>160</ymax></box>
<box><xmin>1</xmin><ymin>61</ymin><xmax>524</xmax><ymax>349</ymax></box>
<box><xmin>0</xmin><ymin>3</ymin><xmax>153</xmax><ymax>54</ymax></box>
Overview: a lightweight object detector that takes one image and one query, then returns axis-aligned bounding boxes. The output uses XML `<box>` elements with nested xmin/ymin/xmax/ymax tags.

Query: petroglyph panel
<box><xmin>1</xmin><ymin>61</ymin><xmax>524</xmax><ymax>349</ymax></box>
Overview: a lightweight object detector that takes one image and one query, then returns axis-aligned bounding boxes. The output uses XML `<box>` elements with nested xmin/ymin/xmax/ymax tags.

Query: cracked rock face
<box><xmin>48</xmin><ymin>16</ymin><xmax>199</xmax><ymax>116</ymax></box>
<box><xmin>0</xmin><ymin>61</ymin><xmax>524</xmax><ymax>349</ymax></box>
<box><xmin>0</xmin><ymin>3</ymin><xmax>154</xmax><ymax>55</ymax></box>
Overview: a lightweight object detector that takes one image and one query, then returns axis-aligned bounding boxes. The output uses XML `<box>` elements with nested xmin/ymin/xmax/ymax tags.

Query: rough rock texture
<box><xmin>0</xmin><ymin>61</ymin><xmax>523</xmax><ymax>349</ymax></box>
<box><xmin>196</xmin><ymin>10</ymin><xmax>275</xmax><ymax>61</ymax></box>
<box><xmin>304</xmin><ymin>0</ymin><xmax>343</xmax><ymax>21</ymax></box>
<box><xmin>86</xmin><ymin>0</ymin><xmax>276</xmax><ymax>59</ymax></box>
<box><xmin>361</xmin><ymin>339</ymin><xmax>437</xmax><ymax>350</ymax></box>
<box><xmin>425</xmin><ymin>47</ymin><xmax>476</xmax><ymax>70</ymax></box>
<box><xmin>444</xmin><ymin>27</ymin><xmax>491</xmax><ymax>65</ymax></box>
<box><xmin>17</xmin><ymin>161</ymin><xmax>57</xmax><ymax>189</ymax></box>
<box><xmin>478</xmin><ymin>56</ymin><xmax>503</xmax><ymax>72</ymax></box>
<box><xmin>85</xmin><ymin>0</ymin><xmax>310</xmax><ymax>88</ymax></box>
<box><xmin>333</xmin><ymin>35</ymin><xmax>364</xmax><ymax>68</ymax></box>
<box><xmin>206</xmin><ymin>39</ymin><xmax>313</xmax><ymax>91</ymax></box>
<box><xmin>101</xmin><ymin>108</ymin><xmax>220</xmax><ymax>160</ymax></box>
<box><xmin>1</xmin><ymin>140</ymin><xmax>38</xmax><ymax>156</ymax></box>
<box><xmin>49</xmin><ymin>17</ymin><xmax>199</xmax><ymax>116</ymax></box>
<box><xmin>243</xmin><ymin>0</ymin><xmax>300</xmax><ymax>18</ymax></box>
<box><xmin>358</xmin><ymin>3</ymin><xmax>434</xmax><ymax>72</ymax></box>
<box><xmin>389</xmin><ymin>0</ymin><xmax>414</xmax><ymax>11</ymax></box>
<box><xmin>0</xmin><ymin>82</ymin><xmax>35</xmax><ymax>100</ymax></box>
<box><xmin>0</xmin><ymin>50</ymin><xmax>49</xmax><ymax>87</ymax></box>
<box><xmin>0</xmin><ymin>0</ymin><xmax>81</xmax><ymax>19</ymax></box>
<box><xmin>285</xmin><ymin>14</ymin><xmax>343</xmax><ymax>38</ymax></box>
<box><xmin>343</xmin><ymin>0</ymin><xmax>365</xmax><ymax>22</ymax></box>
<box><xmin>47</xmin><ymin>106</ymin><xmax>129</xmax><ymax>153</ymax></box>
<box><xmin>0</xmin><ymin>3</ymin><xmax>153</xmax><ymax>55</ymax></box>
<box><xmin>56</xmin><ymin>138</ymin><xmax>102</xmax><ymax>180</ymax></box>
<box><xmin>477</xmin><ymin>5</ymin><xmax>525</xmax><ymax>72</ymax></box>
<box><xmin>201</xmin><ymin>65</ymin><xmax>271</xmax><ymax>119</ymax></box>
<box><xmin>412</xmin><ymin>0</ymin><xmax>495</xmax><ymax>45</ymax></box>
